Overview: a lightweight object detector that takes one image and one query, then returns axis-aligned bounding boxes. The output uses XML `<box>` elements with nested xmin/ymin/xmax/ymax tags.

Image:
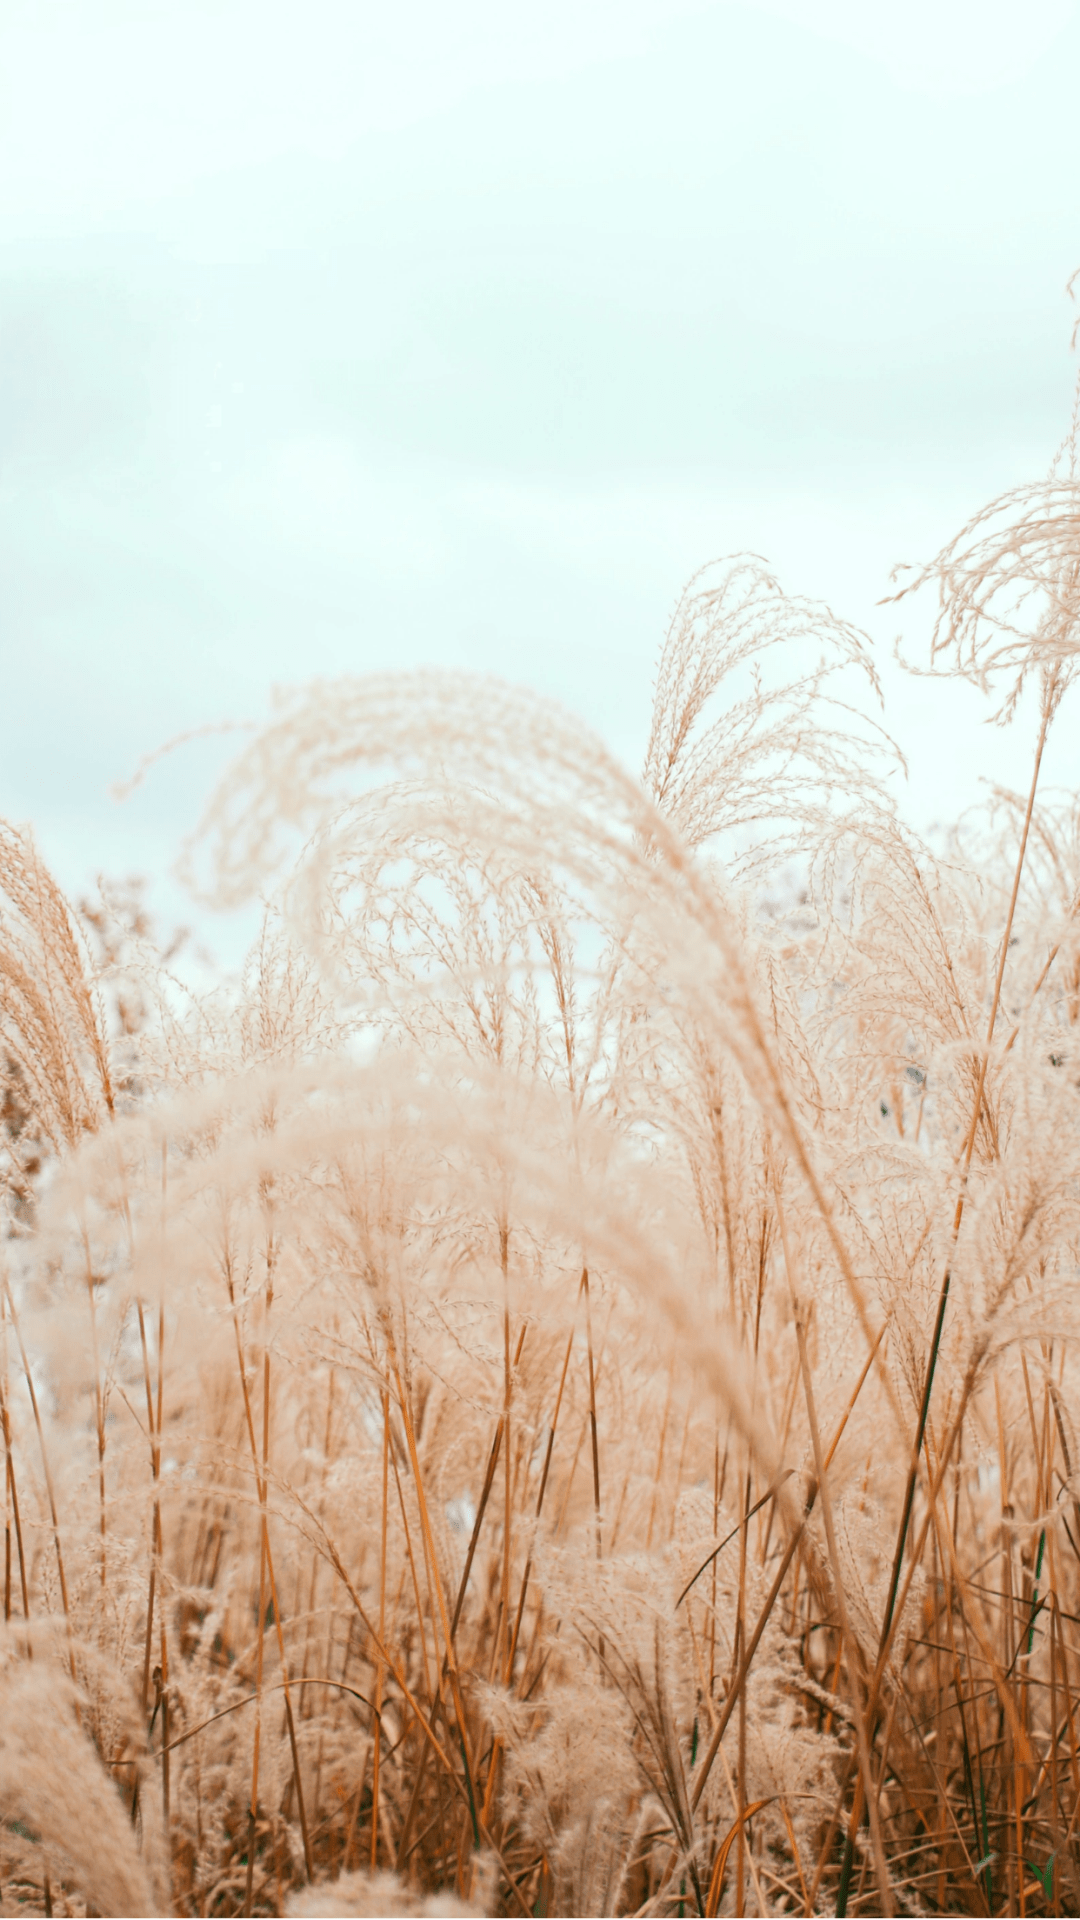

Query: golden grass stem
<box><xmin>370</xmin><ymin>1388</ymin><xmax>390</xmax><ymax>1871</ymax></box>
<box><xmin>773</xmin><ymin>1183</ymin><xmax>894</xmax><ymax>1916</ymax></box>
<box><xmin>2</xmin><ymin>1273</ymin><xmax>72</xmax><ymax>1672</ymax></box>
<box><xmin>0</xmin><ymin>1349</ymin><xmax>29</xmax><ymax>1622</ymax></box>
<box><xmin>879</xmin><ymin>673</ymin><xmax>1059</xmax><ymax>1666</ymax></box>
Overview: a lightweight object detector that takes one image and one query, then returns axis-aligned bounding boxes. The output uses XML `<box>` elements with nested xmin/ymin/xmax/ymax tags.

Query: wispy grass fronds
<box><xmin>4</xmin><ymin>319</ymin><xmax>1080</xmax><ymax>1920</ymax></box>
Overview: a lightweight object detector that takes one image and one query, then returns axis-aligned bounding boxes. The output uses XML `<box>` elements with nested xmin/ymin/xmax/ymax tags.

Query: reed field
<box><xmin>4</xmin><ymin>349</ymin><xmax>1080</xmax><ymax>1920</ymax></box>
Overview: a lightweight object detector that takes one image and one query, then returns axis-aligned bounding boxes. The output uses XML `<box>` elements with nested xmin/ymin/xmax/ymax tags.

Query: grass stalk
<box><xmin>370</xmin><ymin>1389</ymin><xmax>390</xmax><ymax>1871</ymax></box>
<box><xmin>880</xmin><ymin>674</ymin><xmax>1059</xmax><ymax>1655</ymax></box>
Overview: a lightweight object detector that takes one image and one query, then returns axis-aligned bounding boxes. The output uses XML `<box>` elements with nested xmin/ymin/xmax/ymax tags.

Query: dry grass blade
<box><xmin>704</xmin><ymin>1797</ymin><xmax>774</xmax><ymax>1917</ymax></box>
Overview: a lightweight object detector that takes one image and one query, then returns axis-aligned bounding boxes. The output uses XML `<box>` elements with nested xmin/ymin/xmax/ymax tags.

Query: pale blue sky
<box><xmin>1</xmin><ymin>0</ymin><xmax>1078</xmax><ymax>951</ymax></box>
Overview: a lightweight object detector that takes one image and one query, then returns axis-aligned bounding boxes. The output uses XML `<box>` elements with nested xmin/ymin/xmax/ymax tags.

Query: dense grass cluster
<box><xmin>2</xmin><ymin>357</ymin><xmax>1080</xmax><ymax>1919</ymax></box>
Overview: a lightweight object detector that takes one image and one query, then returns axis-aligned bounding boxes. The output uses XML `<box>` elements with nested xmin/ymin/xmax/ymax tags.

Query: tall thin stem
<box><xmin>2</xmin><ymin>1273</ymin><xmax>73</xmax><ymax>1675</ymax></box>
<box><xmin>881</xmin><ymin>673</ymin><xmax>1057</xmax><ymax>1652</ymax></box>
<box><xmin>1</xmin><ymin>1302</ymin><xmax>29</xmax><ymax>1622</ymax></box>
<box><xmin>773</xmin><ymin>1184</ymin><xmax>894</xmax><ymax>1917</ymax></box>
<box><xmin>370</xmin><ymin>1389</ymin><xmax>390</xmax><ymax>1871</ymax></box>
<box><xmin>582</xmin><ymin>1267</ymin><xmax>602</xmax><ymax>1560</ymax></box>
<box><xmin>224</xmin><ymin>1241</ymin><xmax>314</xmax><ymax>1902</ymax></box>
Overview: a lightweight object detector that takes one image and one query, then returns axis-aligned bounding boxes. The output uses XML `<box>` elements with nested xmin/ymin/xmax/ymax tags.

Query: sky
<box><xmin>1</xmin><ymin>0</ymin><xmax>1078</xmax><ymax>958</ymax></box>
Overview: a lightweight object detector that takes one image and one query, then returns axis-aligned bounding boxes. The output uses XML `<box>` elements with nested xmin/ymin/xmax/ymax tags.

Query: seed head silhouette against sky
<box><xmin>1</xmin><ymin>0</ymin><xmax>1078</xmax><ymax>950</ymax></box>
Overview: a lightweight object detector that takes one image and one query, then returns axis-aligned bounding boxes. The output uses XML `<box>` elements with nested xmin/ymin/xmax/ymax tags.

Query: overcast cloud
<box><xmin>1</xmin><ymin>0</ymin><xmax>1078</xmax><ymax>952</ymax></box>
